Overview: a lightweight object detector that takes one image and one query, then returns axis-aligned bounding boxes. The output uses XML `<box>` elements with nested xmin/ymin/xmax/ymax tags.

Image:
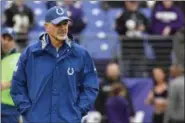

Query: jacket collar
<box><xmin>39</xmin><ymin>33</ymin><xmax>72</xmax><ymax>50</ymax></box>
<box><xmin>32</xmin><ymin>32</ymin><xmax>78</xmax><ymax>57</ymax></box>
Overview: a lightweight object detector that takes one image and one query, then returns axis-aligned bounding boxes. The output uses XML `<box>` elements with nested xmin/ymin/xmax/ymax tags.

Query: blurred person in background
<box><xmin>115</xmin><ymin>1</ymin><xmax>149</xmax><ymax>37</ymax></box>
<box><xmin>177</xmin><ymin>1</ymin><xmax>185</xmax><ymax>17</ymax></box>
<box><xmin>45</xmin><ymin>0</ymin><xmax>87</xmax><ymax>43</ymax></box>
<box><xmin>1</xmin><ymin>28</ymin><xmax>21</xmax><ymax>123</ymax></box>
<box><xmin>150</xmin><ymin>1</ymin><xmax>185</xmax><ymax>72</ymax></box>
<box><xmin>173</xmin><ymin>27</ymin><xmax>184</xmax><ymax>67</ymax></box>
<box><xmin>169</xmin><ymin>64</ymin><xmax>184</xmax><ymax>79</ymax></box>
<box><xmin>151</xmin><ymin>1</ymin><xmax>184</xmax><ymax>36</ymax></box>
<box><xmin>164</xmin><ymin>64</ymin><xmax>184</xmax><ymax>123</ymax></box>
<box><xmin>146</xmin><ymin>67</ymin><xmax>168</xmax><ymax>123</ymax></box>
<box><xmin>115</xmin><ymin>1</ymin><xmax>149</xmax><ymax>77</ymax></box>
<box><xmin>105</xmin><ymin>82</ymin><xmax>130</xmax><ymax>123</ymax></box>
<box><xmin>4</xmin><ymin>0</ymin><xmax>35</xmax><ymax>51</ymax></box>
<box><xmin>1</xmin><ymin>28</ymin><xmax>18</xmax><ymax>59</ymax></box>
<box><xmin>95</xmin><ymin>62</ymin><xmax>135</xmax><ymax>123</ymax></box>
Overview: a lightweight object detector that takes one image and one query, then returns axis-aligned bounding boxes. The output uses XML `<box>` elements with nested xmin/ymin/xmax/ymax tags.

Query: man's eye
<box><xmin>56</xmin><ymin>22</ymin><xmax>67</xmax><ymax>26</ymax></box>
<box><xmin>61</xmin><ymin>22</ymin><xmax>68</xmax><ymax>25</ymax></box>
<box><xmin>56</xmin><ymin>24</ymin><xmax>61</xmax><ymax>26</ymax></box>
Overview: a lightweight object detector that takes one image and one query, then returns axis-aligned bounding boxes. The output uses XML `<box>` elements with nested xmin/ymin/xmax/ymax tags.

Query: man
<box><xmin>1</xmin><ymin>28</ymin><xmax>21</xmax><ymax>123</ymax></box>
<box><xmin>1</xmin><ymin>28</ymin><xmax>17</xmax><ymax>59</ymax></box>
<box><xmin>150</xmin><ymin>1</ymin><xmax>184</xmax><ymax>72</ymax></box>
<box><xmin>151</xmin><ymin>1</ymin><xmax>184</xmax><ymax>35</ymax></box>
<box><xmin>169</xmin><ymin>64</ymin><xmax>184</xmax><ymax>79</ymax></box>
<box><xmin>173</xmin><ymin>27</ymin><xmax>184</xmax><ymax>68</ymax></box>
<box><xmin>115</xmin><ymin>1</ymin><xmax>149</xmax><ymax>36</ymax></box>
<box><xmin>164</xmin><ymin>64</ymin><xmax>184</xmax><ymax>123</ymax></box>
<box><xmin>10</xmin><ymin>6</ymin><xmax>99</xmax><ymax>123</ymax></box>
<box><xmin>95</xmin><ymin>62</ymin><xmax>135</xmax><ymax>123</ymax></box>
<box><xmin>115</xmin><ymin>1</ymin><xmax>149</xmax><ymax>77</ymax></box>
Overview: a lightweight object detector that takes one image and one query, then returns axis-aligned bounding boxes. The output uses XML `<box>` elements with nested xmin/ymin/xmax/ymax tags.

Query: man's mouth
<box><xmin>58</xmin><ymin>31</ymin><xmax>66</xmax><ymax>36</ymax></box>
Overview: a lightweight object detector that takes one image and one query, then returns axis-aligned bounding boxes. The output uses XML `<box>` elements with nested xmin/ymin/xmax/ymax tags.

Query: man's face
<box><xmin>45</xmin><ymin>20</ymin><xmax>69</xmax><ymax>42</ymax></box>
<box><xmin>15</xmin><ymin>0</ymin><xmax>24</xmax><ymax>7</ymax></box>
<box><xmin>106</xmin><ymin>63</ymin><xmax>120</xmax><ymax>81</ymax></box>
<box><xmin>163</xmin><ymin>1</ymin><xmax>173</xmax><ymax>9</ymax></box>
<box><xmin>152</xmin><ymin>68</ymin><xmax>165</xmax><ymax>83</ymax></box>
<box><xmin>125</xmin><ymin>1</ymin><xmax>138</xmax><ymax>12</ymax></box>
<box><xmin>1</xmin><ymin>35</ymin><xmax>13</xmax><ymax>54</ymax></box>
<box><xmin>63</xmin><ymin>0</ymin><xmax>74</xmax><ymax>5</ymax></box>
<box><xmin>169</xmin><ymin>65</ymin><xmax>181</xmax><ymax>78</ymax></box>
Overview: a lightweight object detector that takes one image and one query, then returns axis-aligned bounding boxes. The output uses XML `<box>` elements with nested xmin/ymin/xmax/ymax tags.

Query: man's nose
<box><xmin>58</xmin><ymin>25</ymin><xmax>66</xmax><ymax>29</ymax></box>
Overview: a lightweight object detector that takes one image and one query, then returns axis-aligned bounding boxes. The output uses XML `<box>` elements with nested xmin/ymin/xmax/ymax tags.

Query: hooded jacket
<box><xmin>10</xmin><ymin>33</ymin><xmax>99</xmax><ymax>123</ymax></box>
<box><xmin>151</xmin><ymin>3</ymin><xmax>184</xmax><ymax>35</ymax></box>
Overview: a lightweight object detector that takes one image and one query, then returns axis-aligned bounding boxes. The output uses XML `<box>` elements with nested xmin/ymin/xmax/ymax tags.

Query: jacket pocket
<box><xmin>23</xmin><ymin>106</ymin><xmax>32</xmax><ymax>122</ymax></box>
<box><xmin>71</xmin><ymin>89</ymin><xmax>81</xmax><ymax>118</ymax></box>
<box><xmin>23</xmin><ymin>101</ymin><xmax>37</xmax><ymax>122</ymax></box>
<box><xmin>69</xmin><ymin>67</ymin><xmax>81</xmax><ymax>103</ymax></box>
<box><xmin>74</xmin><ymin>103</ymin><xmax>82</xmax><ymax>118</ymax></box>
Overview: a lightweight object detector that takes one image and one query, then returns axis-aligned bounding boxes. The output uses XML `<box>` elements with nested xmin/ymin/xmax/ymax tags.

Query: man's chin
<box><xmin>58</xmin><ymin>35</ymin><xmax>67</xmax><ymax>41</ymax></box>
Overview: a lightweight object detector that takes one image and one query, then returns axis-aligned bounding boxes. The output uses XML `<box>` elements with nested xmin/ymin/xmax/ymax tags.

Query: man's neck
<box><xmin>157</xmin><ymin>81</ymin><xmax>166</xmax><ymax>86</ymax></box>
<box><xmin>175</xmin><ymin>73</ymin><xmax>184</xmax><ymax>78</ymax></box>
<box><xmin>49</xmin><ymin>35</ymin><xmax>64</xmax><ymax>49</ymax></box>
<box><xmin>5</xmin><ymin>47</ymin><xmax>16</xmax><ymax>55</ymax></box>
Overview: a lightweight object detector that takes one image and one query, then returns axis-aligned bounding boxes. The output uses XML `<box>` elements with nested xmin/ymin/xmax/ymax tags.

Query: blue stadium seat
<box><xmin>28</xmin><ymin>30</ymin><xmax>44</xmax><ymax>45</ymax></box>
<box><xmin>82</xmin><ymin>1</ymin><xmax>101</xmax><ymax>12</ymax></box>
<box><xmin>25</xmin><ymin>1</ymin><xmax>47</xmax><ymax>30</ymax></box>
<box><xmin>81</xmin><ymin>37</ymin><xmax>119</xmax><ymax>59</ymax></box>
<box><xmin>80</xmin><ymin>2</ymin><xmax>121</xmax><ymax>59</ymax></box>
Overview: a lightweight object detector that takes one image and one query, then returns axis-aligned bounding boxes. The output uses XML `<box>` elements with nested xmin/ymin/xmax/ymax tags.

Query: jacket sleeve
<box><xmin>76</xmin><ymin>51</ymin><xmax>99</xmax><ymax>116</ymax></box>
<box><xmin>10</xmin><ymin>49</ymin><xmax>31</xmax><ymax>115</ymax></box>
<box><xmin>115</xmin><ymin>12</ymin><xmax>126</xmax><ymax>35</ymax></box>
<box><xmin>169</xmin><ymin>7</ymin><xmax>185</xmax><ymax>33</ymax></box>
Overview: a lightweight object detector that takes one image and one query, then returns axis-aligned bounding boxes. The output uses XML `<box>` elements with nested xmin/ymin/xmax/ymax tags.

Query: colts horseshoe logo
<box><xmin>56</xmin><ymin>8</ymin><xmax>64</xmax><ymax>15</ymax></box>
<box><xmin>67</xmin><ymin>68</ymin><xmax>74</xmax><ymax>75</ymax></box>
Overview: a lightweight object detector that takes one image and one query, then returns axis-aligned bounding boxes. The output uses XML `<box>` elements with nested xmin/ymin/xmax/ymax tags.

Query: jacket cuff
<box><xmin>17</xmin><ymin>103</ymin><xmax>31</xmax><ymax>115</ymax></box>
<box><xmin>76</xmin><ymin>105</ymin><xmax>87</xmax><ymax>117</ymax></box>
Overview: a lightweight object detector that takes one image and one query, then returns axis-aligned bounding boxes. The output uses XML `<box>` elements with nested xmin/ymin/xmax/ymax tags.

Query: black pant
<box><xmin>153</xmin><ymin>113</ymin><xmax>164</xmax><ymax>123</ymax></box>
<box><xmin>169</xmin><ymin>119</ymin><xmax>185</xmax><ymax>123</ymax></box>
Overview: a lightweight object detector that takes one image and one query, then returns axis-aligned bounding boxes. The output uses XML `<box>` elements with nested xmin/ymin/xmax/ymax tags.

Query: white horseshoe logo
<box><xmin>67</xmin><ymin>68</ymin><xmax>74</xmax><ymax>75</ymax></box>
<box><xmin>56</xmin><ymin>8</ymin><xmax>64</xmax><ymax>15</ymax></box>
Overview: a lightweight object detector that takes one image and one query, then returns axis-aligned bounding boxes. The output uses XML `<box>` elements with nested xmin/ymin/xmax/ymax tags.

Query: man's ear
<box><xmin>44</xmin><ymin>23</ymin><xmax>49</xmax><ymax>32</ymax></box>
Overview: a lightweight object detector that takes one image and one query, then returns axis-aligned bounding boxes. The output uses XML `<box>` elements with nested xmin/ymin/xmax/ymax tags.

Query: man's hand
<box><xmin>137</xmin><ymin>24</ymin><xmax>145</xmax><ymax>32</ymax></box>
<box><xmin>162</xmin><ymin>26</ymin><xmax>171</xmax><ymax>36</ymax></box>
<box><xmin>1</xmin><ymin>82</ymin><xmax>11</xmax><ymax>91</ymax></box>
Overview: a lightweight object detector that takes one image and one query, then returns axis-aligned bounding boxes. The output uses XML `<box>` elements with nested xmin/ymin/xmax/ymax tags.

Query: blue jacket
<box><xmin>10</xmin><ymin>33</ymin><xmax>99</xmax><ymax>123</ymax></box>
